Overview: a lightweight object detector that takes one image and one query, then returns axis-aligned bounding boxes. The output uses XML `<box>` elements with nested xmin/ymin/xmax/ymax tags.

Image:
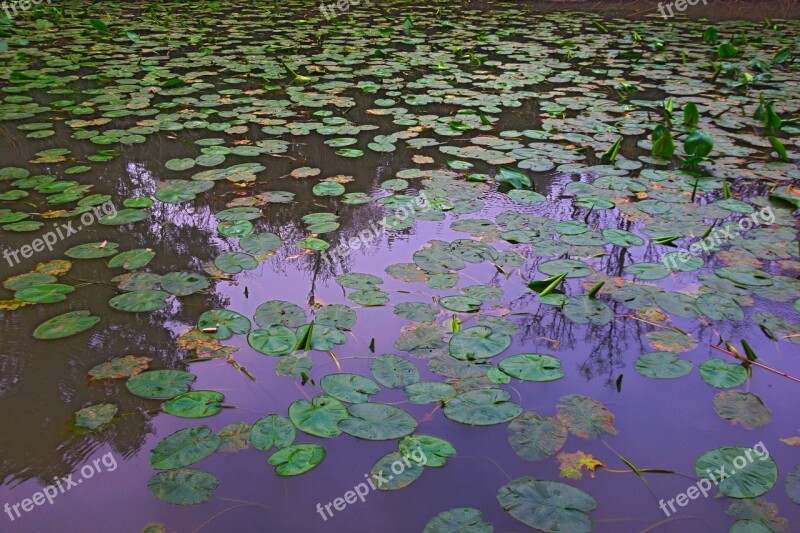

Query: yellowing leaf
<box><xmin>558</xmin><ymin>451</ymin><xmax>604</xmax><ymax>480</ymax></box>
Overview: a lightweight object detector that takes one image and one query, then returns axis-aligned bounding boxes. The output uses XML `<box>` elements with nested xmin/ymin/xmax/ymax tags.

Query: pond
<box><xmin>0</xmin><ymin>1</ymin><xmax>799</xmax><ymax>532</ymax></box>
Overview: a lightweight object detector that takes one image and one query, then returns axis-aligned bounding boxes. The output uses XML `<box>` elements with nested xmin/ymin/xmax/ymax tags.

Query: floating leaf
<box><xmin>339</xmin><ymin>403</ymin><xmax>417</xmax><ymax>440</ymax></box>
<box><xmin>74</xmin><ymin>403</ymin><xmax>117</xmax><ymax>431</ymax></box>
<box><xmin>424</xmin><ymin>508</ymin><xmax>492</xmax><ymax>533</ymax></box>
<box><xmin>288</xmin><ymin>395</ymin><xmax>349</xmax><ymax>438</ymax></box>
<box><xmin>444</xmin><ymin>389</ymin><xmax>522</xmax><ymax>426</ymax></box>
<box><xmin>497</xmin><ymin>477</ymin><xmax>596</xmax><ymax>533</ymax></box>
<box><xmin>694</xmin><ymin>446</ymin><xmax>778</xmax><ymax>498</ymax></box>
<box><xmin>449</xmin><ymin>326</ymin><xmax>511</xmax><ymax>361</ymax></box>
<box><xmin>126</xmin><ymin>370</ymin><xmax>196</xmax><ymax>399</ymax></box>
<box><xmin>713</xmin><ymin>392</ymin><xmax>772</xmax><ymax>429</ymax></box>
<box><xmin>321</xmin><ymin>374</ymin><xmax>381</xmax><ymax>404</ymax></box>
<box><xmin>251</xmin><ymin>415</ymin><xmax>296</xmax><ymax>451</ymax></box>
<box><xmin>634</xmin><ymin>352</ymin><xmax>693</xmax><ymax>379</ymax></box>
<box><xmin>148</xmin><ymin>469</ymin><xmax>218</xmax><ymax>506</ymax></box>
<box><xmin>268</xmin><ymin>444</ymin><xmax>326</xmax><ymax>476</ymax></box>
<box><xmin>33</xmin><ymin>310</ymin><xmax>100</xmax><ymax>340</ymax></box>
<box><xmin>89</xmin><ymin>355</ymin><xmax>150</xmax><ymax>381</ymax></box>
<box><xmin>556</xmin><ymin>394</ymin><xmax>618</xmax><ymax>439</ymax></box>
<box><xmin>508</xmin><ymin>412</ymin><xmax>567</xmax><ymax>461</ymax></box>
<box><xmin>163</xmin><ymin>391</ymin><xmax>224</xmax><ymax>418</ymax></box>
<box><xmin>371</xmin><ymin>354</ymin><xmax>420</xmax><ymax>388</ymax></box>
<box><xmin>499</xmin><ymin>354</ymin><xmax>565</xmax><ymax>382</ymax></box>
<box><xmin>699</xmin><ymin>359</ymin><xmax>748</xmax><ymax>389</ymax></box>
<box><xmin>150</xmin><ymin>426</ymin><xmax>220</xmax><ymax>470</ymax></box>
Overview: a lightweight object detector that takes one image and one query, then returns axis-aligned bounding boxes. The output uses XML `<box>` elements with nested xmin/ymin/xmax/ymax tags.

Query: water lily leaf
<box><xmin>33</xmin><ymin>310</ymin><xmax>100</xmax><ymax>339</ymax></box>
<box><xmin>694</xmin><ymin>446</ymin><xmax>778</xmax><ymax>498</ymax></box>
<box><xmin>126</xmin><ymin>370</ymin><xmax>196</xmax><ymax>399</ymax></box>
<box><xmin>254</xmin><ymin>300</ymin><xmax>306</xmax><ymax>329</ymax></box>
<box><xmin>449</xmin><ymin>326</ymin><xmax>511</xmax><ymax>361</ymax></box>
<box><xmin>603</xmin><ymin>229</ymin><xmax>644</xmax><ymax>247</ymax></box>
<box><xmin>424</xmin><ymin>508</ymin><xmax>492</xmax><ymax>533</ymax></box>
<box><xmin>404</xmin><ymin>382</ymin><xmax>457</xmax><ymax>404</ymax></box>
<box><xmin>713</xmin><ymin>392</ymin><xmax>772</xmax><ymax>429</ymax></box>
<box><xmin>65</xmin><ymin>241</ymin><xmax>119</xmax><ymax>259</ymax></box>
<box><xmin>99</xmin><ymin>208</ymin><xmax>150</xmax><ymax>225</ymax></box>
<box><xmin>15</xmin><ymin>283</ymin><xmax>74</xmax><ymax>303</ymax></box>
<box><xmin>497</xmin><ymin>477</ymin><xmax>596</xmax><ymax>533</ymax></box>
<box><xmin>337</xmin><ymin>272</ymin><xmax>384</xmax><ymax>290</ymax></box>
<box><xmin>444</xmin><ymin>389</ymin><xmax>522</xmax><ymax>426</ymax></box>
<box><xmin>715</xmin><ymin>266</ymin><xmax>774</xmax><ymax>287</ymax></box>
<box><xmin>214</xmin><ymin>252</ymin><xmax>257</xmax><ymax>273</ymax></box>
<box><xmin>109</xmin><ymin>290</ymin><xmax>170</xmax><ymax>312</ymax></box>
<box><xmin>218</xmin><ymin>220</ymin><xmax>253</xmax><ymax>238</ymax></box>
<box><xmin>556</xmin><ymin>394</ymin><xmax>618</xmax><ymax>439</ymax></box>
<box><xmin>197</xmin><ymin>310</ymin><xmax>251</xmax><ymax>340</ymax></box>
<box><xmin>370</xmin><ymin>450</ymin><xmax>426</xmax><ymax>490</ymax></box>
<box><xmin>439</xmin><ymin>295</ymin><xmax>482</xmax><ymax>313</ymax></box>
<box><xmin>107</xmin><ymin>248</ymin><xmax>155</xmax><ymax>269</ymax></box>
<box><xmin>268</xmin><ymin>444</ymin><xmax>326</xmax><ymax>476</ymax></box>
<box><xmin>248</xmin><ymin>326</ymin><xmax>296</xmax><ymax>356</ymax></box>
<box><xmin>251</xmin><ymin>414</ymin><xmax>296</xmax><ymax>451</ymax></box>
<box><xmin>239</xmin><ymin>233</ymin><xmax>281</xmax><ymax>257</ymax></box>
<box><xmin>696</xmin><ymin>293</ymin><xmax>744</xmax><ymax>321</ymax></box>
<box><xmin>217</xmin><ymin>422</ymin><xmax>250</xmax><ymax>453</ymax></box>
<box><xmin>160</xmin><ymin>272</ymin><xmax>209</xmax><ymax>296</ymax></box>
<box><xmin>348</xmin><ymin>289</ymin><xmax>389</xmax><ymax>306</ymax></box>
<box><xmin>295</xmin><ymin>324</ymin><xmax>346</xmax><ymax>351</ymax></box>
<box><xmin>646</xmin><ymin>331</ymin><xmax>698</xmax><ymax>353</ymax></box>
<box><xmin>496</xmin><ymin>166</ymin><xmax>531</xmax><ymax>189</ymax></box>
<box><xmin>148</xmin><ymin>469</ymin><xmax>218</xmax><ymax>505</ymax></box>
<box><xmin>88</xmin><ymin>355</ymin><xmax>151</xmax><ymax>381</ymax></box>
<box><xmin>312</xmin><ymin>181</ymin><xmax>345</xmax><ymax>197</ymax></box>
<box><xmin>339</xmin><ymin>403</ymin><xmax>417</xmax><ymax>440</ymax></box>
<box><xmin>508</xmin><ymin>412</ymin><xmax>568</xmax><ymax>461</ymax></box>
<box><xmin>786</xmin><ymin>465</ymin><xmax>800</xmax><ymax>504</ymax></box>
<box><xmin>699</xmin><ymin>359</ymin><xmax>748</xmax><ymax>388</ymax></box>
<box><xmin>539</xmin><ymin>259</ymin><xmax>592</xmax><ymax>278</ymax></box>
<box><xmin>635</xmin><ymin>352</ymin><xmax>693</xmax><ymax>379</ymax></box>
<box><xmin>276</xmin><ymin>354</ymin><xmax>313</xmax><ymax>378</ymax></box>
<box><xmin>4</xmin><ymin>272</ymin><xmax>57</xmax><ymax>291</ymax></box>
<box><xmin>164</xmin><ymin>391</ymin><xmax>224</xmax><ymax>418</ymax></box>
<box><xmin>321</xmin><ymin>373</ymin><xmax>381</xmax><ymax>404</ymax></box>
<box><xmin>399</xmin><ymin>434</ymin><xmax>456</xmax><ymax>467</ymax></box>
<box><xmin>371</xmin><ymin>354</ymin><xmax>420</xmax><ymax>388</ymax></box>
<box><xmin>624</xmin><ymin>263</ymin><xmax>671</xmax><ymax>281</ymax></box>
<box><xmin>499</xmin><ymin>354</ymin><xmax>565</xmax><ymax>382</ymax></box>
<box><xmin>558</xmin><ymin>451</ymin><xmax>605</xmax><ymax>480</ymax></box>
<box><xmin>149</xmin><ymin>426</ymin><xmax>220</xmax><ymax>470</ymax></box>
<box><xmin>74</xmin><ymin>403</ymin><xmax>117</xmax><ymax>431</ymax></box>
<box><xmin>563</xmin><ymin>296</ymin><xmax>612</xmax><ymax>325</ymax></box>
<box><xmin>289</xmin><ymin>395</ymin><xmax>349</xmax><ymax>438</ymax></box>
<box><xmin>394</xmin><ymin>302</ymin><xmax>439</xmax><ymax>322</ymax></box>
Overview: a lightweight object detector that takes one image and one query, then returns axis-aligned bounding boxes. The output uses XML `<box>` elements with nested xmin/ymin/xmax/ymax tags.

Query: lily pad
<box><xmin>339</xmin><ymin>403</ymin><xmax>417</xmax><ymax>440</ymax></box>
<box><xmin>126</xmin><ymin>370</ymin><xmax>196</xmax><ymax>399</ymax></box>
<box><xmin>288</xmin><ymin>395</ymin><xmax>349</xmax><ymax>438</ymax></box>
<box><xmin>497</xmin><ymin>477</ymin><xmax>596</xmax><ymax>533</ymax></box>
<box><xmin>268</xmin><ymin>444</ymin><xmax>326</xmax><ymax>476</ymax></box>
<box><xmin>149</xmin><ymin>426</ymin><xmax>220</xmax><ymax>470</ymax></box>
<box><xmin>163</xmin><ymin>391</ymin><xmax>224</xmax><ymax>418</ymax></box>
<box><xmin>694</xmin><ymin>446</ymin><xmax>778</xmax><ymax>498</ymax></box>
<box><xmin>148</xmin><ymin>469</ymin><xmax>218</xmax><ymax>506</ymax></box>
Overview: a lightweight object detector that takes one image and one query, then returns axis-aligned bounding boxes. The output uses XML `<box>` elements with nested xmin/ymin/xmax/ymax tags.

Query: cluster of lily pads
<box><xmin>1</xmin><ymin>0</ymin><xmax>800</xmax><ymax>531</ymax></box>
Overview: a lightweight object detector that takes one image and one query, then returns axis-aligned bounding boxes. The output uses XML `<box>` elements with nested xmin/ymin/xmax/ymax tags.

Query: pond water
<box><xmin>0</xmin><ymin>2</ymin><xmax>799</xmax><ymax>532</ymax></box>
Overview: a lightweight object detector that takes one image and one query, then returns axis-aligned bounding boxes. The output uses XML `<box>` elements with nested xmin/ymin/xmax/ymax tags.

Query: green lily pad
<box><xmin>251</xmin><ymin>414</ymin><xmax>296</xmax><ymax>451</ymax></box>
<box><xmin>109</xmin><ymin>290</ymin><xmax>170</xmax><ymax>312</ymax></box>
<box><xmin>449</xmin><ymin>326</ymin><xmax>511</xmax><ymax>361</ymax></box>
<box><xmin>65</xmin><ymin>241</ymin><xmax>119</xmax><ymax>259</ymax></box>
<box><xmin>74</xmin><ymin>403</ymin><xmax>117</xmax><ymax>431</ymax></box>
<box><xmin>339</xmin><ymin>403</ymin><xmax>417</xmax><ymax>440</ymax></box>
<box><xmin>497</xmin><ymin>477</ymin><xmax>596</xmax><ymax>533</ymax></box>
<box><xmin>424</xmin><ymin>508</ymin><xmax>492</xmax><ymax>533</ymax></box>
<box><xmin>694</xmin><ymin>446</ymin><xmax>778</xmax><ymax>498</ymax></box>
<box><xmin>197</xmin><ymin>310</ymin><xmax>251</xmax><ymax>340</ymax></box>
<box><xmin>556</xmin><ymin>394</ymin><xmax>618</xmax><ymax>439</ymax></box>
<box><xmin>371</xmin><ymin>451</ymin><xmax>426</xmax><ymax>490</ymax></box>
<box><xmin>33</xmin><ymin>310</ymin><xmax>100</xmax><ymax>339</ymax></box>
<box><xmin>404</xmin><ymin>382</ymin><xmax>457</xmax><ymax>404</ymax></box>
<box><xmin>399</xmin><ymin>434</ymin><xmax>456</xmax><ymax>467</ymax></box>
<box><xmin>88</xmin><ymin>355</ymin><xmax>151</xmax><ymax>381</ymax></box>
<box><xmin>126</xmin><ymin>370</ymin><xmax>196</xmax><ymax>399</ymax></box>
<box><xmin>713</xmin><ymin>391</ymin><xmax>772</xmax><ymax>429</ymax></box>
<box><xmin>148</xmin><ymin>469</ymin><xmax>218</xmax><ymax>505</ymax></box>
<box><xmin>108</xmin><ymin>248</ymin><xmax>155</xmax><ymax>270</ymax></box>
<box><xmin>288</xmin><ymin>395</ymin><xmax>349</xmax><ymax>438</ymax></box>
<box><xmin>149</xmin><ymin>426</ymin><xmax>220</xmax><ymax>470</ymax></box>
<box><xmin>268</xmin><ymin>444</ymin><xmax>326</xmax><ymax>476</ymax></box>
<box><xmin>699</xmin><ymin>359</ymin><xmax>748</xmax><ymax>389</ymax></box>
<box><xmin>508</xmin><ymin>412</ymin><xmax>568</xmax><ymax>461</ymax></box>
<box><xmin>163</xmin><ymin>391</ymin><xmax>224</xmax><ymax>418</ymax></box>
<box><xmin>499</xmin><ymin>354</ymin><xmax>565</xmax><ymax>382</ymax></box>
<box><xmin>635</xmin><ymin>352</ymin><xmax>693</xmax><ymax>379</ymax></box>
<box><xmin>320</xmin><ymin>373</ymin><xmax>381</xmax><ymax>404</ymax></box>
<box><xmin>15</xmin><ymin>283</ymin><xmax>74</xmax><ymax>303</ymax></box>
<box><xmin>443</xmin><ymin>389</ymin><xmax>522</xmax><ymax>426</ymax></box>
<box><xmin>371</xmin><ymin>354</ymin><xmax>420</xmax><ymax>388</ymax></box>
<box><xmin>254</xmin><ymin>300</ymin><xmax>307</xmax><ymax>329</ymax></box>
<box><xmin>248</xmin><ymin>326</ymin><xmax>296</xmax><ymax>356</ymax></box>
